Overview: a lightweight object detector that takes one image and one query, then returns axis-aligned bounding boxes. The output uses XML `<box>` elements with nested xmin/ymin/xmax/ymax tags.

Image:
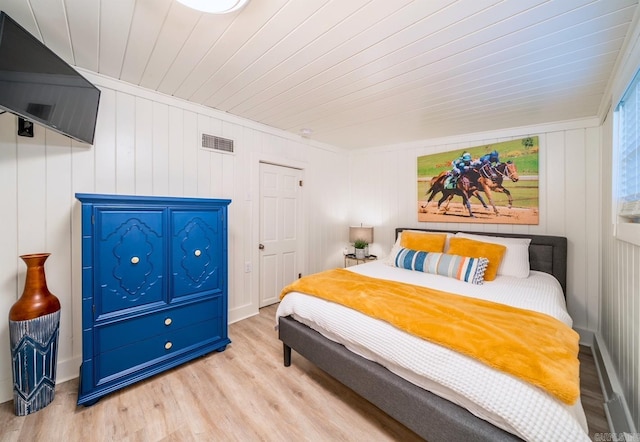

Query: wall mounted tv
<box><xmin>0</xmin><ymin>11</ymin><xmax>100</xmax><ymax>145</ymax></box>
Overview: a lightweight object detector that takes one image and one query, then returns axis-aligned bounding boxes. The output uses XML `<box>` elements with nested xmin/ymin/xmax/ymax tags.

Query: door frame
<box><xmin>250</xmin><ymin>152</ymin><xmax>306</xmax><ymax>313</ymax></box>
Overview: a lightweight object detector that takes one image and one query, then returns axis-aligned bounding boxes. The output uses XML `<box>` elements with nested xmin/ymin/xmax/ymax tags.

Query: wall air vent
<box><xmin>201</xmin><ymin>133</ymin><xmax>234</xmax><ymax>154</ymax></box>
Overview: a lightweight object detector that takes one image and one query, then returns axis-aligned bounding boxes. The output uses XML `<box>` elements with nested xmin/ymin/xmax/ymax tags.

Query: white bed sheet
<box><xmin>275</xmin><ymin>261</ymin><xmax>589</xmax><ymax>441</ymax></box>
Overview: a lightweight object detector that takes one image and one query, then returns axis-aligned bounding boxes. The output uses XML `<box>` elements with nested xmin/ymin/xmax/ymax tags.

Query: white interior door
<box><xmin>259</xmin><ymin>162</ymin><xmax>302</xmax><ymax>307</ymax></box>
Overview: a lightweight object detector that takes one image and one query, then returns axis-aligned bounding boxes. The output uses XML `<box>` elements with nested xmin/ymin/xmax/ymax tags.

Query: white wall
<box><xmin>598</xmin><ymin>11</ymin><xmax>640</xmax><ymax>431</ymax></box>
<box><xmin>601</xmin><ymin>114</ymin><xmax>640</xmax><ymax>431</ymax></box>
<box><xmin>0</xmin><ymin>72</ymin><xmax>349</xmax><ymax>404</ymax></box>
<box><xmin>347</xmin><ymin>120</ymin><xmax>602</xmax><ymax>333</ymax></box>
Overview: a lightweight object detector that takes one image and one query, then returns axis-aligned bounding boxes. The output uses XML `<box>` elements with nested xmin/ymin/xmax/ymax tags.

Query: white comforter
<box><xmin>275</xmin><ymin>261</ymin><xmax>589</xmax><ymax>441</ymax></box>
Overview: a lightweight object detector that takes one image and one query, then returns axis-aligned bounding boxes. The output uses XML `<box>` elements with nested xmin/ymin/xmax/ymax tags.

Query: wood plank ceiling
<box><xmin>1</xmin><ymin>0</ymin><xmax>637</xmax><ymax>149</ymax></box>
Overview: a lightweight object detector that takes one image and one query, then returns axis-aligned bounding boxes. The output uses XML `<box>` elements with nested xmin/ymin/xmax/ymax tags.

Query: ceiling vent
<box><xmin>201</xmin><ymin>133</ymin><xmax>234</xmax><ymax>154</ymax></box>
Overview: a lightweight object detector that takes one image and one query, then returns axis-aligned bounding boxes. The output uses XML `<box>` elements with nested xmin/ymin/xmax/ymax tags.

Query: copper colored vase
<box><xmin>9</xmin><ymin>253</ymin><xmax>61</xmax><ymax>415</ymax></box>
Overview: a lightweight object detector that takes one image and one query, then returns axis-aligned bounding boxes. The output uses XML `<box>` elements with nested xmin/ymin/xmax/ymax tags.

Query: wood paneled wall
<box><xmin>601</xmin><ymin>112</ymin><xmax>640</xmax><ymax>431</ymax></box>
<box><xmin>346</xmin><ymin>122</ymin><xmax>602</xmax><ymax>332</ymax></box>
<box><xmin>0</xmin><ymin>72</ymin><xmax>348</xmax><ymax>404</ymax></box>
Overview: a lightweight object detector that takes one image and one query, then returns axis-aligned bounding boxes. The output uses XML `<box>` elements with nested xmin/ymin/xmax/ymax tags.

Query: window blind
<box><xmin>618</xmin><ymin>71</ymin><xmax>640</xmax><ymax>220</ymax></box>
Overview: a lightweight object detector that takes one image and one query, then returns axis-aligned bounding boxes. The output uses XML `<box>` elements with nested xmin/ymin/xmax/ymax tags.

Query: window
<box><xmin>617</xmin><ymin>71</ymin><xmax>640</xmax><ymax>221</ymax></box>
<box><xmin>615</xmin><ymin>68</ymin><xmax>640</xmax><ymax>245</ymax></box>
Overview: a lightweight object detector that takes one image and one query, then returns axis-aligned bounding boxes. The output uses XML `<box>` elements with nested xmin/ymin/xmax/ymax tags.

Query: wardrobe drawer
<box><xmin>96</xmin><ymin>296</ymin><xmax>222</xmax><ymax>353</ymax></box>
<box><xmin>95</xmin><ymin>317</ymin><xmax>224</xmax><ymax>384</ymax></box>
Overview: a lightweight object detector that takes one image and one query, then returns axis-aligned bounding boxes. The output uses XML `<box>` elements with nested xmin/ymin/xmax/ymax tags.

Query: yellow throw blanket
<box><xmin>280</xmin><ymin>268</ymin><xmax>579</xmax><ymax>405</ymax></box>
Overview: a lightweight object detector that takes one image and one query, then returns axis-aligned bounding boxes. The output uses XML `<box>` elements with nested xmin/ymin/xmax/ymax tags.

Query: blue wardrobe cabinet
<box><xmin>75</xmin><ymin>193</ymin><xmax>231</xmax><ymax>406</ymax></box>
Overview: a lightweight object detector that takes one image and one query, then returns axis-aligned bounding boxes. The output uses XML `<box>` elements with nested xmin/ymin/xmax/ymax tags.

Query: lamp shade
<box><xmin>349</xmin><ymin>226</ymin><xmax>374</xmax><ymax>244</ymax></box>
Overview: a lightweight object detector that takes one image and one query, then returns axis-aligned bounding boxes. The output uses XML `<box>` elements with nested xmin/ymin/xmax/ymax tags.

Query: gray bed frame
<box><xmin>278</xmin><ymin>228</ymin><xmax>568</xmax><ymax>441</ymax></box>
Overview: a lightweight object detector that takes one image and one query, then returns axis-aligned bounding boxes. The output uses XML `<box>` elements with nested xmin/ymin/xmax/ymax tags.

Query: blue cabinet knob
<box><xmin>164</xmin><ymin>318</ymin><xmax>172</xmax><ymax>326</ymax></box>
<box><xmin>194</xmin><ymin>249</ymin><xmax>201</xmax><ymax>257</ymax></box>
<box><xmin>164</xmin><ymin>342</ymin><xmax>173</xmax><ymax>350</ymax></box>
<box><xmin>131</xmin><ymin>256</ymin><xmax>139</xmax><ymax>264</ymax></box>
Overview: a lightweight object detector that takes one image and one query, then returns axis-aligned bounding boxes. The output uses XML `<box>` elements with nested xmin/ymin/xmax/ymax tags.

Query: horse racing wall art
<box><xmin>417</xmin><ymin>136</ymin><xmax>539</xmax><ymax>225</ymax></box>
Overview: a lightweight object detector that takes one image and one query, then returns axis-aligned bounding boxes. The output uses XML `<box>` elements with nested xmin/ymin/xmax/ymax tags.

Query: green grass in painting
<box><xmin>417</xmin><ymin>137</ymin><xmax>539</xmax><ymax>177</ymax></box>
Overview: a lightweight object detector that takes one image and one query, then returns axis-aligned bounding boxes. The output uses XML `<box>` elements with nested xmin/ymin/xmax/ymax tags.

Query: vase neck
<box><xmin>25</xmin><ymin>265</ymin><xmax>49</xmax><ymax>291</ymax></box>
<box><xmin>21</xmin><ymin>253</ymin><xmax>51</xmax><ymax>292</ymax></box>
<box><xmin>10</xmin><ymin>253</ymin><xmax>59</xmax><ymax>321</ymax></box>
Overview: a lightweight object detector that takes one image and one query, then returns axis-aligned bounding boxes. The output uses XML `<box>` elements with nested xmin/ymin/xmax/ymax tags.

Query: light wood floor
<box><xmin>0</xmin><ymin>304</ymin><xmax>608</xmax><ymax>441</ymax></box>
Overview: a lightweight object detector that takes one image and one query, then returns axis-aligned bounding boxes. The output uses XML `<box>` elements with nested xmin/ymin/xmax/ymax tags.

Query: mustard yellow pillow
<box><xmin>400</xmin><ymin>231</ymin><xmax>447</xmax><ymax>253</ymax></box>
<box><xmin>447</xmin><ymin>237</ymin><xmax>506</xmax><ymax>281</ymax></box>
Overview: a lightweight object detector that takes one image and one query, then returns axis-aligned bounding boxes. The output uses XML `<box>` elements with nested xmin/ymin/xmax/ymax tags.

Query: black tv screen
<box><xmin>0</xmin><ymin>11</ymin><xmax>100</xmax><ymax>144</ymax></box>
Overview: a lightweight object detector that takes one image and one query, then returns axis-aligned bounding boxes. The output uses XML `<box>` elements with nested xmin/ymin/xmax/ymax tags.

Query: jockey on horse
<box><xmin>446</xmin><ymin>151</ymin><xmax>475</xmax><ymax>189</ymax></box>
<box><xmin>450</xmin><ymin>150</ymin><xmax>501</xmax><ymax>186</ymax></box>
<box><xmin>478</xmin><ymin>150</ymin><xmax>500</xmax><ymax>180</ymax></box>
<box><xmin>425</xmin><ymin>151</ymin><xmax>482</xmax><ymax>201</ymax></box>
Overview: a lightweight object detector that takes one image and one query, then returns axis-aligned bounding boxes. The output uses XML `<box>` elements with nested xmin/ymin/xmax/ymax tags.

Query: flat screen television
<box><xmin>0</xmin><ymin>11</ymin><xmax>100</xmax><ymax>144</ymax></box>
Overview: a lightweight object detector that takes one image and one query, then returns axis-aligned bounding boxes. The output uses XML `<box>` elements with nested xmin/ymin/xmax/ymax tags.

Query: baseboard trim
<box><xmin>592</xmin><ymin>332</ymin><xmax>637</xmax><ymax>435</ymax></box>
<box><xmin>229</xmin><ymin>304</ymin><xmax>259</xmax><ymax>324</ymax></box>
<box><xmin>0</xmin><ymin>378</ymin><xmax>12</xmax><ymax>406</ymax></box>
<box><xmin>575</xmin><ymin>327</ymin><xmax>594</xmax><ymax>347</ymax></box>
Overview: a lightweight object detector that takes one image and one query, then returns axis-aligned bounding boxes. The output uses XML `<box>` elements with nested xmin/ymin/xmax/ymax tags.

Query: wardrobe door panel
<box><xmin>170</xmin><ymin>209</ymin><xmax>223</xmax><ymax>301</ymax></box>
<box><xmin>95</xmin><ymin>209</ymin><xmax>166</xmax><ymax>316</ymax></box>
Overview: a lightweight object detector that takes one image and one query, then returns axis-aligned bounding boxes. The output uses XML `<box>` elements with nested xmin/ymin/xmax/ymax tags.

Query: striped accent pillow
<box><xmin>392</xmin><ymin>248</ymin><xmax>488</xmax><ymax>285</ymax></box>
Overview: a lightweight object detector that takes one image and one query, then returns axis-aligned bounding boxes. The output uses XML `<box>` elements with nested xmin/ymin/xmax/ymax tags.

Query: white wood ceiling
<box><xmin>1</xmin><ymin>0</ymin><xmax>637</xmax><ymax>149</ymax></box>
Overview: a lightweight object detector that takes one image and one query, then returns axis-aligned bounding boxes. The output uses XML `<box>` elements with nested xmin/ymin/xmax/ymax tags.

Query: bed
<box><xmin>276</xmin><ymin>228</ymin><xmax>589</xmax><ymax>441</ymax></box>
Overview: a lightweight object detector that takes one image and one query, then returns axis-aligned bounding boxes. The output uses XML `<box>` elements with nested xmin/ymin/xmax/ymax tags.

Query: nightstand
<box><xmin>344</xmin><ymin>254</ymin><xmax>377</xmax><ymax>267</ymax></box>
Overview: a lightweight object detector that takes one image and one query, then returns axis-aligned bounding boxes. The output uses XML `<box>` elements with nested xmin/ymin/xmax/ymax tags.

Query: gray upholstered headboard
<box><xmin>395</xmin><ymin>228</ymin><xmax>568</xmax><ymax>296</ymax></box>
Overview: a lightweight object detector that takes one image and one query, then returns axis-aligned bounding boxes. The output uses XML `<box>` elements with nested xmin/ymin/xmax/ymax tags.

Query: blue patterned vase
<box><xmin>9</xmin><ymin>253</ymin><xmax>61</xmax><ymax>416</ymax></box>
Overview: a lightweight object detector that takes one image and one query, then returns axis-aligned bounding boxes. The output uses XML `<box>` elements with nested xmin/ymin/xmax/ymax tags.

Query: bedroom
<box><xmin>0</xmin><ymin>0</ymin><xmax>638</xmax><ymax>440</ymax></box>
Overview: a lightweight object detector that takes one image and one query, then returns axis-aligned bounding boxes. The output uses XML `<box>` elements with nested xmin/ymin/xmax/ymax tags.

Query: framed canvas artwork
<box><xmin>417</xmin><ymin>137</ymin><xmax>539</xmax><ymax>225</ymax></box>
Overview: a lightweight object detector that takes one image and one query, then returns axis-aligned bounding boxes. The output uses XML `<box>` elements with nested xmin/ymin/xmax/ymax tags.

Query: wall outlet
<box><xmin>244</xmin><ymin>261</ymin><xmax>252</xmax><ymax>273</ymax></box>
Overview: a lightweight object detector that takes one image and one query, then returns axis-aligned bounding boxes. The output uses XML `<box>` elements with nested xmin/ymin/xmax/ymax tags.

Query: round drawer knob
<box><xmin>130</xmin><ymin>256</ymin><xmax>140</xmax><ymax>264</ymax></box>
<box><xmin>194</xmin><ymin>249</ymin><xmax>201</xmax><ymax>257</ymax></box>
<box><xmin>164</xmin><ymin>318</ymin><xmax>172</xmax><ymax>326</ymax></box>
<box><xmin>164</xmin><ymin>342</ymin><xmax>173</xmax><ymax>350</ymax></box>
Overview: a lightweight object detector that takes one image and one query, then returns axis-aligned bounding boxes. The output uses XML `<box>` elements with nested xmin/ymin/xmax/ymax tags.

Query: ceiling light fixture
<box><xmin>176</xmin><ymin>0</ymin><xmax>250</xmax><ymax>14</ymax></box>
<box><xmin>300</xmin><ymin>128</ymin><xmax>313</xmax><ymax>138</ymax></box>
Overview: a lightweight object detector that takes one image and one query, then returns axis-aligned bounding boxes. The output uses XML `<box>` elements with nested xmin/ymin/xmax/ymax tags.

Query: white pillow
<box><xmin>453</xmin><ymin>232</ymin><xmax>531</xmax><ymax>278</ymax></box>
<box><xmin>385</xmin><ymin>230</ymin><xmax>453</xmax><ymax>265</ymax></box>
<box><xmin>385</xmin><ymin>233</ymin><xmax>404</xmax><ymax>265</ymax></box>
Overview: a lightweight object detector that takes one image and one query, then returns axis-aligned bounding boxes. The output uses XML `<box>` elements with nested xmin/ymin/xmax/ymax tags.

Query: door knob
<box><xmin>259</xmin><ymin>244</ymin><xmax>265</xmax><ymax>250</ymax></box>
